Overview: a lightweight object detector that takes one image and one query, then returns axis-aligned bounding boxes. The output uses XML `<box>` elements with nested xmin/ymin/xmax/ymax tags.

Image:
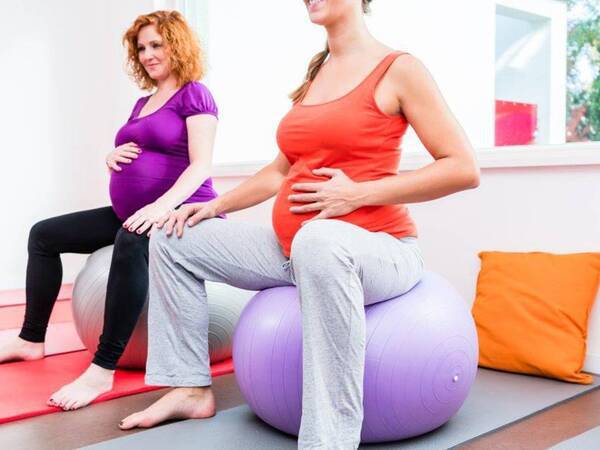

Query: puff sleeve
<box><xmin>178</xmin><ymin>82</ymin><xmax>219</xmax><ymax>119</ymax></box>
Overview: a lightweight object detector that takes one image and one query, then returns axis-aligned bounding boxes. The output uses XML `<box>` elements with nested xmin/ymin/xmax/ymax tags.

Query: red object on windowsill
<box><xmin>495</xmin><ymin>100</ymin><xmax>538</xmax><ymax>146</ymax></box>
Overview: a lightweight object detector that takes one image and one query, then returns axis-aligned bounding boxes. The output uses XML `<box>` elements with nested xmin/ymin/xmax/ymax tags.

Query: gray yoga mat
<box><xmin>549</xmin><ymin>426</ymin><xmax>600</xmax><ymax>449</ymax></box>
<box><xmin>82</xmin><ymin>368</ymin><xmax>598</xmax><ymax>450</ymax></box>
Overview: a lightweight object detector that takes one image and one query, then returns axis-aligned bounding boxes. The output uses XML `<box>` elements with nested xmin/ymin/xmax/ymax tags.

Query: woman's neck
<box><xmin>154</xmin><ymin>75</ymin><xmax>179</xmax><ymax>95</ymax></box>
<box><xmin>325</xmin><ymin>13</ymin><xmax>378</xmax><ymax>59</ymax></box>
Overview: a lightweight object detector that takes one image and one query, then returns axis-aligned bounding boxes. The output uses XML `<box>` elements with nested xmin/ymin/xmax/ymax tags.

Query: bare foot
<box><xmin>47</xmin><ymin>363</ymin><xmax>114</xmax><ymax>411</ymax></box>
<box><xmin>0</xmin><ymin>336</ymin><xmax>45</xmax><ymax>363</ymax></box>
<box><xmin>119</xmin><ymin>386</ymin><xmax>216</xmax><ymax>430</ymax></box>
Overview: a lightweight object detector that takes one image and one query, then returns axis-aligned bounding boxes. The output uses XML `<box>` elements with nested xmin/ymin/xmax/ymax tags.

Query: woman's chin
<box><xmin>147</xmin><ymin>70</ymin><xmax>170</xmax><ymax>83</ymax></box>
<box><xmin>308</xmin><ymin>14</ymin><xmax>328</xmax><ymax>25</ymax></box>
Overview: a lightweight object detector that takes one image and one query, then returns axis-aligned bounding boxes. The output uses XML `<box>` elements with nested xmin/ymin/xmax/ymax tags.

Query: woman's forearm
<box><xmin>357</xmin><ymin>156</ymin><xmax>480</xmax><ymax>206</ymax></box>
<box><xmin>156</xmin><ymin>161</ymin><xmax>211</xmax><ymax>210</ymax></box>
<box><xmin>214</xmin><ymin>162</ymin><xmax>286</xmax><ymax>215</ymax></box>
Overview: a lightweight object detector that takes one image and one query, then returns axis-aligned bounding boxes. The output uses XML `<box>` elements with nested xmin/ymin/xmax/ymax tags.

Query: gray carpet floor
<box><xmin>82</xmin><ymin>368</ymin><xmax>599</xmax><ymax>450</ymax></box>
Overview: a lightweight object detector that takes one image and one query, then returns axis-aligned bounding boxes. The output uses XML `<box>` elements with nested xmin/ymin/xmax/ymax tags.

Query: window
<box><xmin>495</xmin><ymin>0</ymin><xmax>600</xmax><ymax>147</ymax></box>
<box><xmin>566</xmin><ymin>0</ymin><xmax>600</xmax><ymax>143</ymax></box>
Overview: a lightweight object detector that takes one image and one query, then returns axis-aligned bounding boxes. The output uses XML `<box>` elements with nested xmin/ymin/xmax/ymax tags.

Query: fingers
<box><xmin>136</xmin><ymin>219</ymin><xmax>154</xmax><ymax>235</ymax></box>
<box><xmin>168</xmin><ymin>207</ymin><xmax>193</xmax><ymax>237</ymax></box>
<box><xmin>291</xmin><ymin>168</ymin><xmax>342</xmax><ymax>192</ymax></box>
<box><xmin>151</xmin><ymin>204</ymin><xmax>206</xmax><ymax>238</ymax></box>
<box><xmin>114</xmin><ymin>156</ymin><xmax>133</xmax><ymax>164</ymax></box>
<box><xmin>123</xmin><ymin>212</ymin><xmax>140</xmax><ymax>230</ymax></box>
<box><xmin>291</xmin><ymin>182</ymin><xmax>321</xmax><ymax>193</ymax></box>
<box><xmin>288</xmin><ymin>193</ymin><xmax>320</xmax><ymax>203</ymax></box>
<box><xmin>290</xmin><ymin>202</ymin><xmax>325</xmax><ymax>214</ymax></box>
<box><xmin>156</xmin><ymin>213</ymin><xmax>170</xmax><ymax>229</ymax></box>
<box><xmin>127</xmin><ymin>215</ymin><xmax>148</xmax><ymax>233</ymax></box>
<box><xmin>146</xmin><ymin>212</ymin><xmax>170</xmax><ymax>235</ymax></box>
<box><xmin>175</xmin><ymin>213</ymin><xmax>187</xmax><ymax>238</ymax></box>
<box><xmin>107</xmin><ymin>161</ymin><xmax>122</xmax><ymax>172</ymax></box>
<box><xmin>108</xmin><ymin>143</ymin><xmax>141</xmax><ymax>171</ymax></box>
<box><xmin>165</xmin><ymin>214</ymin><xmax>178</xmax><ymax>236</ymax></box>
<box><xmin>119</xmin><ymin>150</ymin><xmax>140</xmax><ymax>159</ymax></box>
<box><xmin>302</xmin><ymin>210</ymin><xmax>330</xmax><ymax>225</ymax></box>
<box><xmin>121</xmin><ymin>142</ymin><xmax>140</xmax><ymax>152</ymax></box>
<box><xmin>312</xmin><ymin>167</ymin><xmax>342</xmax><ymax>178</ymax></box>
<box><xmin>123</xmin><ymin>211</ymin><xmax>145</xmax><ymax>231</ymax></box>
<box><xmin>187</xmin><ymin>208</ymin><xmax>209</xmax><ymax>227</ymax></box>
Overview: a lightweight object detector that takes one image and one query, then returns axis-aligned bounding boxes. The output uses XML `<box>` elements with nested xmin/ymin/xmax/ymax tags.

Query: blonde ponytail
<box><xmin>289</xmin><ymin>45</ymin><xmax>330</xmax><ymax>104</ymax></box>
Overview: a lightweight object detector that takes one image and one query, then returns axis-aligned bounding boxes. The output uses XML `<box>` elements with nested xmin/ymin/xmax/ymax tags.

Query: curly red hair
<box><xmin>123</xmin><ymin>10</ymin><xmax>205</xmax><ymax>90</ymax></box>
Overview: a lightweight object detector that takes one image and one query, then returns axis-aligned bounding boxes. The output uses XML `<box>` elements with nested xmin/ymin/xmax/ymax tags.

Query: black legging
<box><xmin>21</xmin><ymin>206</ymin><xmax>149</xmax><ymax>370</ymax></box>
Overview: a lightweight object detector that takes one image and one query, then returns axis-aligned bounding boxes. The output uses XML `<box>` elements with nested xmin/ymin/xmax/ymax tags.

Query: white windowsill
<box><xmin>212</xmin><ymin>143</ymin><xmax>600</xmax><ymax>178</ymax></box>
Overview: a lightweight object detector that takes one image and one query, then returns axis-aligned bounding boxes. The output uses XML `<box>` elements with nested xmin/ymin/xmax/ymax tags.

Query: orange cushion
<box><xmin>472</xmin><ymin>251</ymin><xmax>600</xmax><ymax>384</ymax></box>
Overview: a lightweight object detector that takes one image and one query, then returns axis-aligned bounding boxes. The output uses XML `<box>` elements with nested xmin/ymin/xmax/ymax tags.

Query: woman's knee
<box><xmin>148</xmin><ymin>227</ymin><xmax>173</xmax><ymax>258</ymax></box>
<box><xmin>113</xmin><ymin>229</ymin><xmax>149</xmax><ymax>255</ymax></box>
<box><xmin>148</xmin><ymin>225</ymin><xmax>196</xmax><ymax>261</ymax></box>
<box><xmin>27</xmin><ymin>218</ymin><xmax>59</xmax><ymax>253</ymax></box>
<box><xmin>148</xmin><ymin>218</ymin><xmax>229</xmax><ymax>265</ymax></box>
<box><xmin>290</xmin><ymin>220</ymin><xmax>352</xmax><ymax>271</ymax></box>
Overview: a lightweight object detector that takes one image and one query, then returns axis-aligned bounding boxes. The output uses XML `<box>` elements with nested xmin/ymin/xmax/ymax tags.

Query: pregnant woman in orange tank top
<box><xmin>121</xmin><ymin>1</ymin><xmax>480</xmax><ymax>447</ymax></box>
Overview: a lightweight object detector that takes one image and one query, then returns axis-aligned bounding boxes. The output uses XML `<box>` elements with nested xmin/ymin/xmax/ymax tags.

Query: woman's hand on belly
<box><xmin>288</xmin><ymin>167</ymin><xmax>365</xmax><ymax>224</ymax></box>
<box><xmin>123</xmin><ymin>200</ymin><xmax>173</xmax><ymax>236</ymax></box>
<box><xmin>106</xmin><ymin>142</ymin><xmax>141</xmax><ymax>172</ymax></box>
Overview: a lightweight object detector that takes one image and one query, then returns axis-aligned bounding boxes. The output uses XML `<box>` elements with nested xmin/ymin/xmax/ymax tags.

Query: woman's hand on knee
<box><xmin>123</xmin><ymin>201</ymin><xmax>173</xmax><ymax>236</ymax></box>
<box><xmin>157</xmin><ymin>201</ymin><xmax>218</xmax><ymax>238</ymax></box>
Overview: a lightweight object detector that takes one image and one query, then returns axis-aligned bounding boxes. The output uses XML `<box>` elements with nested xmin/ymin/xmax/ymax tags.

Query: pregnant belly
<box><xmin>272</xmin><ymin>166</ymin><xmax>323</xmax><ymax>255</ymax></box>
<box><xmin>109</xmin><ymin>150</ymin><xmax>187</xmax><ymax>220</ymax></box>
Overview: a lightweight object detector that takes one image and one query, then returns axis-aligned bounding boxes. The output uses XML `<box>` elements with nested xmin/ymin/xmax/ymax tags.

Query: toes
<box><xmin>49</xmin><ymin>389</ymin><xmax>67</xmax><ymax>409</ymax></box>
<box><xmin>119</xmin><ymin>412</ymin><xmax>142</xmax><ymax>430</ymax></box>
<box><xmin>57</xmin><ymin>395</ymin><xmax>69</xmax><ymax>409</ymax></box>
<box><xmin>62</xmin><ymin>398</ymin><xmax>78</xmax><ymax>411</ymax></box>
<box><xmin>120</xmin><ymin>411</ymin><xmax>159</xmax><ymax>429</ymax></box>
<box><xmin>70</xmin><ymin>398</ymin><xmax>90</xmax><ymax>411</ymax></box>
<box><xmin>62</xmin><ymin>392</ymin><xmax>95</xmax><ymax>411</ymax></box>
<box><xmin>48</xmin><ymin>389</ymin><xmax>62</xmax><ymax>406</ymax></box>
<box><xmin>138</xmin><ymin>415</ymin><xmax>159</xmax><ymax>428</ymax></box>
<box><xmin>70</xmin><ymin>401</ymin><xmax>84</xmax><ymax>411</ymax></box>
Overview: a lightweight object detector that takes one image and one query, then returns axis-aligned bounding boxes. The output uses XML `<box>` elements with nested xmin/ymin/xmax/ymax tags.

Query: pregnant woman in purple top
<box><xmin>0</xmin><ymin>10</ymin><xmax>220</xmax><ymax>410</ymax></box>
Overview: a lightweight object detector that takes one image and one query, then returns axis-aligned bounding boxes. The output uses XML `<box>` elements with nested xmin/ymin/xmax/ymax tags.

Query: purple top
<box><xmin>110</xmin><ymin>81</ymin><xmax>219</xmax><ymax>220</ymax></box>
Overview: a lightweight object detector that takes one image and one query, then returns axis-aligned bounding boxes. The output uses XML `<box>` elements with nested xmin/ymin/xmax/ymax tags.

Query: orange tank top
<box><xmin>273</xmin><ymin>51</ymin><xmax>417</xmax><ymax>256</ymax></box>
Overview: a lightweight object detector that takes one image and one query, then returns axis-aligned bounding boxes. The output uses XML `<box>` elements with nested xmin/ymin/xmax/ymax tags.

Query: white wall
<box><xmin>206</xmin><ymin>0</ymin><xmax>496</xmax><ymax>165</ymax></box>
<box><xmin>0</xmin><ymin>0</ymin><xmax>154</xmax><ymax>289</ymax></box>
<box><xmin>213</xmin><ymin>162</ymin><xmax>600</xmax><ymax>375</ymax></box>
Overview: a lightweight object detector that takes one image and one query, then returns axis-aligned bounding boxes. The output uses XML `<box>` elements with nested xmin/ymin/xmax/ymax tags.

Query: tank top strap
<box><xmin>359</xmin><ymin>51</ymin><xmax>410</xmax><ymax>96</ymax></box>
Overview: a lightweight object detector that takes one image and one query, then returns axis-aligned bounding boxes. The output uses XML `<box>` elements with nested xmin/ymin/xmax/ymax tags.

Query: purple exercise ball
<box><xmin>232</xmin><ymin>271</ymin><xmax>478</xmax><ymax>443</ymax></box>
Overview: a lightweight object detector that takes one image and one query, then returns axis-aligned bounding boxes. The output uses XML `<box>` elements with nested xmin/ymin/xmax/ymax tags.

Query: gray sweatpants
<box><xmin>146</xmin><ymin>218</ymin><xmax>424</xmax><ymax>450</ymax></box>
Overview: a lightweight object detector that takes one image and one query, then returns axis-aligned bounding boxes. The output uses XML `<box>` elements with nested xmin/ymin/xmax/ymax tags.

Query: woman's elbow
<box><xmin>453</xmin><ymin>154</ymin><xmax>480</xmax><ymax>190</ymax></box>
<box><xmin>459</xmin><ymin>147</ymin><xmax>481</xmax><ymax>189</ymax></box>
<box><xmin>464</xmin><ymin>165</ymin><xmax>480</xmax><ymax>189</ymax></box>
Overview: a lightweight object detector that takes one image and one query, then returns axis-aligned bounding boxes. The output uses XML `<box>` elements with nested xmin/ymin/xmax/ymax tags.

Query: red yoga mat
<box><xmin>0</xmin><ymin>351</ymin><xmax>234</xmax><ymax>424</ymax></box>
<box><xmin>0</xmin><ymin>322</ymin><xmax>85</xmax><ymax>356</ymax></box>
